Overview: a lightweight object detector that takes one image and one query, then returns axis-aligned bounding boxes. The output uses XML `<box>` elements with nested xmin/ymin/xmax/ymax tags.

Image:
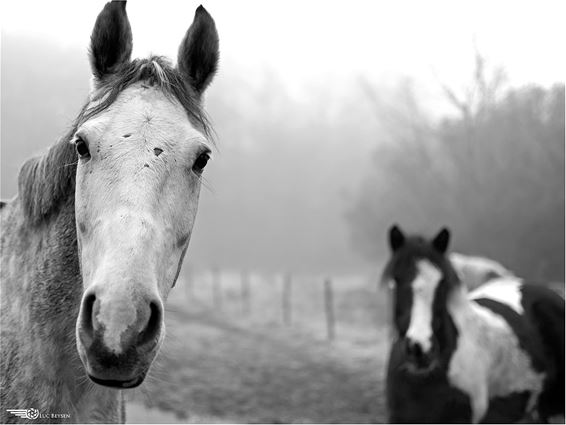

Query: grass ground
<box><xmin>126</xmin><ymin>271</ymin><xmax>390</xmax><ymax>423</ymax></box>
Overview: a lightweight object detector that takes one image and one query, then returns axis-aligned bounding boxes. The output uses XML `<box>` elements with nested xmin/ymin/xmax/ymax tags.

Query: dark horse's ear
<box><xmin>389</xmin><ymin>225</ymin><xmax>405</xmax><ymax>252</ymax></box>
<box><xmin>432</xmin><ymin>227</ymin><xmax>450</xmax><ymax>254</ymax></box>
<box><xmin>89</xmin><ymin>1</ymin><xmax>133</xmax><ymax>80</ymax></box>
<box><xmin>177</xmin><ymin>5</ymin><xmax>219</xmax><ymax>96</ymax></box>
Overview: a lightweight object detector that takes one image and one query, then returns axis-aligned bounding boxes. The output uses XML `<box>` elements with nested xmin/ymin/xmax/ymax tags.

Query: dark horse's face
<box><xmin>74</xmin><ymin>2</ymin><xmax>218</xmax><ymax>388</ymax></box>
<box><xmin>382</xmin><ymin>225</ymin><xmax>459</xmax><ymax>373</ymax></box>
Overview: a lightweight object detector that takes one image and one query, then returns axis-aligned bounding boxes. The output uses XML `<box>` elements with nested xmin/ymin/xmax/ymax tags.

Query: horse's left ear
<box><xmin>432</xmin><ymin>227</ymin><xmax>450</xmax><ymax>254</ymax></box>
<box><xmin>89</xmin><ymin>1</ymin><xmax>133</xmax><ymax>80</ymax></box>
<box><xmin>177</xmin><ymin>6</ymin><xmax>219</xmax><ymax>96</ymax></box>
<box><xmin>389</xmin><ymin>224</ymin><xmax>405</xmax><ymax>252</ymax></box>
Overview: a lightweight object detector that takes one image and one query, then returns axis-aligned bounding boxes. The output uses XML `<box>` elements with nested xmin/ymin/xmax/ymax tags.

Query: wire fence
<box><xmin>174</xmin><ymin>267</ymin><xmax>391</xmax><ymax>344</ymax></box>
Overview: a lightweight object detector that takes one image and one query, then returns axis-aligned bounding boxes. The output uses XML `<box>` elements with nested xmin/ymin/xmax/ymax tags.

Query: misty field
<box><xmin>125</xmin><ymin>271</ymin><xmax>391</xmax><ymax>423</ymax></box>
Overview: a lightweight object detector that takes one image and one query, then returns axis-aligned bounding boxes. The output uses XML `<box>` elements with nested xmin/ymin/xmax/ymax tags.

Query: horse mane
<box><xmin>18</xmin><ymin>56</ymin><xmax>213</xmax><ymax>226</ymax></box>
<box><xmin>18</xmin><ymin>126</ymin><xmax>79</xmax><ymax>225</ymax></box>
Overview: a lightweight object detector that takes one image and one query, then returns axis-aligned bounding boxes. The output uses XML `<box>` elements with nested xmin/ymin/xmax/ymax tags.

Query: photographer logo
<box><xmin>6</xmin><ymin>408</ymin><xmax>70</xmax><ymax>420</ymax></box>
<box><xmin>6</xmin><ymin>409</ymin><xmax>39</xmax><ymax>420</ymax></box>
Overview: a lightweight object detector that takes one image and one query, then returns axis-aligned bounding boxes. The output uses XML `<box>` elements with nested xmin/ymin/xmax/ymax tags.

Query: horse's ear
<box><xmin>89</xmin><ymin>1</ymin><xmax>133</xmax><ymax>80</ymax></box>
<box><xmin>432</xmin><ymin>227</ymin><xmax>450</xmax><ymax>254</ymax></box>
<box><xmin>389</xmin><ymin>224</ymin><xmax>405</xmax><ymax>252</ymax></box>
<box><xmin>177</xmin><ymin>5</ymin><xmax>219</xmax><ymax>96</ymax></box>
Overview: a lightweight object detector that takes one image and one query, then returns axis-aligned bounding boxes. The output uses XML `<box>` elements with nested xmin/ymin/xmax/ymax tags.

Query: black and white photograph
<box><xmin>1</xmin><ymin>0</ymin><xmax>564</xmax><ymax>423</ymax></box>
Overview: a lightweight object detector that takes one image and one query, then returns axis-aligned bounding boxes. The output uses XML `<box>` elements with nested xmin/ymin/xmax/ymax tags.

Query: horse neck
<box><xmin>0</xmin><ymin>192</ymin><xmax>103</xmax><ymax>413</ymax></box>
<box><xmin>16</xmin><ymin>193</ymin><xmax>81</xmax><ymax>337</ymax></box>
<box><xmin>434</xmin><ymin>283</ymin><xmax>468</xmax><ymax>369</ymax></box>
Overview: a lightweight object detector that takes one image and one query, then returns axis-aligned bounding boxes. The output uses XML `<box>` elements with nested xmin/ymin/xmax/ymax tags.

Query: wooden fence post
<box><xmin>212</xmin><ymin>267</ymin><xmax>222</xmax><ymax>311</ymax></box>
<box><xmin>282</xmin><ymin>273</ymin><xmax>292</xmax><ymax>325</ymax></box>
<box><xmin>324</xmin><ymin>278</ymin><xmax>335</xmax><ymax>340</ymax></box>
<box><xmin>241</xmin><ymin>270</ymin><xmax>251</xmax><ymax>315</ymax></box>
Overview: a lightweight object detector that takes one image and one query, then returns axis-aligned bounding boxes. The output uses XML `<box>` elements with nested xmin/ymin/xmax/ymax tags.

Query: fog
<box><xmin>2</xmin><ymin>1</ymin><xmax>564</xmax><ymax>278</ymax></box>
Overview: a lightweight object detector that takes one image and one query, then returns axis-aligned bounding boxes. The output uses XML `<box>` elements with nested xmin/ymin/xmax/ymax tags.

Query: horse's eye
<box><xmin>75</xmin><ymin>138</ymin><xmax>90</xmax><ymax>159</ymax></box>
<box><xmin>193</xmin><ymin>152</ymin><xmax>210</xmax><ymax>174</ymax></box>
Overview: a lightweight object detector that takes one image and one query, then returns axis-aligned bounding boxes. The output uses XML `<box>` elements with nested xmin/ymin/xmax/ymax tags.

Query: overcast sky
<box><xmin>2</xmin><ymin>0</ymin><xmax>565</xmax><ymax>96</ymax></box>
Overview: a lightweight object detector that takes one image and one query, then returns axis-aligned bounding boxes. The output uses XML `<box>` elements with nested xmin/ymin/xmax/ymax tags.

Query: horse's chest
<box><xmin>447</xmin><ymin>303</ymin><xmax>545</xmax><ymax>422</ymax></box>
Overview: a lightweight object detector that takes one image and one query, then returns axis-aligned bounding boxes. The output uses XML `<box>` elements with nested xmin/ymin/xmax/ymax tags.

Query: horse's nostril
<box><xmin>406</xmin><ymin>340</ymin><xmax>424</xmax><ymax>359</ymax></box>
<box><xmin>79</xmin><ymin>293</ymin><xmax>97</xmax><ymax>344</ymax></box>
<box><xmin>405</xmin><ymin>339</ymin><xmax>413</xmax><ymax>355</ymax></box>
<box><xmin>138</xmin><ymin>301</ymin><xmax>161</xmax><ymax>347</ymax></box>
<box><xmin>413</xmin><ymin>343</ymin><xmax>423</xmax><ymax>359</ymax></box>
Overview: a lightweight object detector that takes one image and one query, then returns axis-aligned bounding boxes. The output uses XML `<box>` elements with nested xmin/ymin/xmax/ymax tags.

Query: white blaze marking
<box><xmin>406</xmin><ymin>260</ymin><xmax>442</xmax><ymax>353</ymax></box>
<box><xmin>469</xmin><ymin>277</ymin><xmax>524</xmax><ymax>314</ymax></box>
<box><xmin>447</xmin><ymin>287</ymin><xmax>545</xmax><ymax>423</ymax></box>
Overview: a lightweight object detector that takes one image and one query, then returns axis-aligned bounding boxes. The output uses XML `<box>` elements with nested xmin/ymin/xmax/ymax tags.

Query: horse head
<box><xmin>382</xmin><ymin>225</ymin><xmax>461</xmax><ymax>374</ymax></box>
<box><xmin>74</xmin><ymin>1</ymin><xmax>218</xmax><ymax>388</ymax></box>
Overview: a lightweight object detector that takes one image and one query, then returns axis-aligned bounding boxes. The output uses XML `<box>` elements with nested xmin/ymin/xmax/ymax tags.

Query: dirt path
<box><xmin>127</xmin><ymin>302</ymin><xmax>387</xmax><ymax>423</ymax></box>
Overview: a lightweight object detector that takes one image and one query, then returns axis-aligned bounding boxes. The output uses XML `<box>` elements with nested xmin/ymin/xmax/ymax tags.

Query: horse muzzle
<box><xmin>76</xmin><ymin>288</ymin><xmax>163</xmax><ymax>388</ymax></box>
<box><xmin>402</xmin><ymin>337</ymin><xmax>440</xmax><ymax>374</ymax></box>
<box><xmin>83</xmin><ymin>338</ymin><xmax>152</xmax><ymax>388</ymax></box>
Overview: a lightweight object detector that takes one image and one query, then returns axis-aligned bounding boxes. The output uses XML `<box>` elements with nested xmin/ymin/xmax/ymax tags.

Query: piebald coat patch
<box><xmin>447</xmin><ymin>286</ymin><xmax>545</xmax><ymax>422</ymax></box>
<box><xmin>469</xmin><ymin>277</ymin><xmax>525</xmax><ymax>314</ymax></box>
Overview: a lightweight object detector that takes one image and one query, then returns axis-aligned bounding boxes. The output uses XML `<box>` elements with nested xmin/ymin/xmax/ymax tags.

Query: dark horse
<box><xmin>382</xmin><ymin>225</ymin><xmax>564</xmax><ymax>423</ymax></box>
<box><xmin>1</xmin><ymin>1</ymin><xmax>219</xmax><ymax>422</ymax></box>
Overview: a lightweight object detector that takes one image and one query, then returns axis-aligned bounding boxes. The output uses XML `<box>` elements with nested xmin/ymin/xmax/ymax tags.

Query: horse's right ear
<box><xmin>432</xmin><ymin>227</ymin><xmax>450</xmax><ymax>254</ymax></box>
<box><xmin>389</xmin><ymin>225</ymin><xmax>405</xmax><ymax>252</ymax></box>
<box><xmin>177</xmin><ymin>6</ymin><xmax>219</xmax><ymax>96</ymax></box>
<box><xmin>89</xmin><ymin>1</ymin><xmax>133</xmax><ymax>80</ymax></box>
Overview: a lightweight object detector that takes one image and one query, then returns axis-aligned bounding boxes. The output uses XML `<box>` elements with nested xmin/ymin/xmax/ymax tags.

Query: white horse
<box><xmin>450</xmin><ymin>252</ymin><xmax>515</xmax><ymax>291</ymax></box>
<box><xmin>1</xmin><ymin>2</ymin><xmax>219</xmax><ymax>422</ymax></box>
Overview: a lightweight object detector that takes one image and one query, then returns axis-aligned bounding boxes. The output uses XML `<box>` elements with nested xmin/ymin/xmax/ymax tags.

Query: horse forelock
<box><xmin>385</xmin><ymin>236</ymin><xmax>461</xmax><ymax>287</ymax></box>
<box><xmin>17</xmin><ymin>55</ymin><xmax>215</xmax><ymax>226</ymax></box>
<box><xmin>88</xmin><ymin>55</ymin><xmax>214</xmax><ymax>140</ymax></box>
